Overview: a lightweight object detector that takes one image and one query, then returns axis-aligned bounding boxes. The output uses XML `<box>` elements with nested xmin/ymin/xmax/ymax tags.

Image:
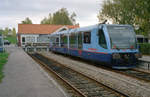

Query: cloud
<box><xmin>0</xmin><ymin>0</ymin><xmax>103</xmax><ymax>29</ymax></box>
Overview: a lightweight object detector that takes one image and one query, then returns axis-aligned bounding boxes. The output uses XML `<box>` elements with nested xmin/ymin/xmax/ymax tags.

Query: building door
<box><xmin>22</xmin><ymin>37</ymin><xmax>25</xmax><ymax>45</ymax></box>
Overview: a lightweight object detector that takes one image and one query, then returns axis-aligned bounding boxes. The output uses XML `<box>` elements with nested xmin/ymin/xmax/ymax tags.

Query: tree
<box><xmin>21</xmin><ymin>17</ymin><xmax>32</xmax><ymax>24</ymax></box>
<box><xmin>0</xmin><ymin>29</ymin><xmax>4</xmax><ymax>34</ymax></box>
<box><xmin>70</xmin><ymin>12</ymin><xmax>77</xmax><ymax>25</ymax></box>
<box><xmin>3</xmin><ymin>27</ymin><xmax>9</xmax><ymax>36</ymax></box>
<box><xmin>12</xmin><ymin>28</ymin><xmax>16</xmax><ymax>36</ymax></box>
<box><xmin>98</xmin><ymin>0</ymin><xmax>150</xmax><ymax>36</ymax></box>
<box><xmin>52</xmin><ymin>8</ymin><xmax>73</xmax><ymax>25</ymax></box>
<box><xmin>41</xmin><ymin>14</ymin><xmax>53</xmax><ymax>24</ymax></box>
<box><xmin>40</xmin><ymin>8</ymin><xmax>77</xmax><ymax>25</ymax></box>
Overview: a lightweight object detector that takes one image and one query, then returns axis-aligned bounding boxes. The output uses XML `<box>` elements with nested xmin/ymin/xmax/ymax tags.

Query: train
<box><xmin>49</xmin><ymin>24</ymin><xmax>141</xmax><ymax>69</ymax></box>
<box><xmin>0</xmin><ymin>34</ymin><xmax>4</xmax><ymax>52</ymax></box>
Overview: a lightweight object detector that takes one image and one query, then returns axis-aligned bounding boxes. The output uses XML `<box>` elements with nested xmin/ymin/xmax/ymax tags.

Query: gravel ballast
<box><xmin>40</xmin><ymin>52</ymin><xmax>150</xmax><ymax>97</ymax></box>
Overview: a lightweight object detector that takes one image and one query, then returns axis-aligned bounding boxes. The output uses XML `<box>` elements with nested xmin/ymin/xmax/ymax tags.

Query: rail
<box><xmin>29</xmin><ymin>53</ymin><xmax>128</xmax><ymax>97</ymax></box>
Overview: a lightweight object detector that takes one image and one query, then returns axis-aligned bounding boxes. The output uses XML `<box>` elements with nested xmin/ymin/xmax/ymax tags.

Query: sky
<box><xmin>0</xmin><ymin>0</ymin><xmax>103</xmax><ymax>31</ymax></box>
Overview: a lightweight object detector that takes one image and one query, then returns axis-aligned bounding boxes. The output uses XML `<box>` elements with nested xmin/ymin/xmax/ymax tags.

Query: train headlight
<box><xmin>135</xmin><ymin>53</ymin><xmax>142</xmax><ymax>58</ymax></box>
<box><xmin>112</xmin><ymin>53</ymin><xmax>120</xmax><ymax>59</ymax></box>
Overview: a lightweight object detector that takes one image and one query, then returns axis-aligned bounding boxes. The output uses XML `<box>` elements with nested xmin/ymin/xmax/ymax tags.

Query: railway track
<box><xmin>110</xmin><ymin>60</ymin><xmax>150</xmax><ymax>82</ymax></box>
<box><xmin>29</xmin><ymin>53</ymin><xmax>128</xmax><ymax>97</ymax></box>
<box><xmin>115</xmin><ymin>68</ymin><xmax>150</xmax><ymax>82</ymax></box>
<box><xmin>59</xmin><ymin>53</ymin><xmax>150</xmax><ymax>83</ymax></box>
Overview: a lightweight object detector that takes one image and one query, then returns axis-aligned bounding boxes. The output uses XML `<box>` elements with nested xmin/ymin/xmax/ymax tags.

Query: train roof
<box><xmin>50</xmin><ymin>24</ymin><xmax>132</xmax><ymax>35</ymax></box>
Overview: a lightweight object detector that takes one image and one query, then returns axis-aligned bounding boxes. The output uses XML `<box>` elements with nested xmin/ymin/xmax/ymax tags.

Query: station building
<box><xmin>136</xmin><ymin>34</ymin><xmax>150</xmax><ymax>43</ymax></box>
<box><xmin>17</xmin><ymin>24</ymin><xmax>79</xmax><ymax>47</ymax></box>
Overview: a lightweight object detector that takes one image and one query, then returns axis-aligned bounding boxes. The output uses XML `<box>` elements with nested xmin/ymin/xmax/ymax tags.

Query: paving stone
<box><xmin>0</xmin><ymin>45</ymin><xmax>67</xmax><ymax>97</ymax></box>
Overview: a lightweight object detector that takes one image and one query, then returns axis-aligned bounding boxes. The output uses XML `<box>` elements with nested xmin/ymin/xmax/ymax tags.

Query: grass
<box><xmin>5</xmin><ymin>36</ymin><xmax>17</xmax><ymax>44</ymax></box>
<box><xmin>0</xmin><ymin>52</ymin><xmax>8</xmax><ymax>82</ymax></box>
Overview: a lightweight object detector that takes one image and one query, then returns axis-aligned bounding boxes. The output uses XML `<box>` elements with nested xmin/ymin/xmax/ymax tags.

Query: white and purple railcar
<box><xmin>49</xmin><ymin>24</ymin><xmax>141</xmax><ymax>69</ymax></box>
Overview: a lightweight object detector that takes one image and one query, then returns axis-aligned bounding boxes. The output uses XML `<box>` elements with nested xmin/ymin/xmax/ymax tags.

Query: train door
<box><xmin>78</xmin><ymin>32</ymin><xmax>82</xmax><ymax>49</ymax></box>
<box><xmin>78</xmin><ymin>32</ymin><xmax>83</xmax><ymax>56</ymax></box>
<box><xmin>98</xmin><ymin>28</ymin><xmax>107</xmax><ymax>49</ymax></box>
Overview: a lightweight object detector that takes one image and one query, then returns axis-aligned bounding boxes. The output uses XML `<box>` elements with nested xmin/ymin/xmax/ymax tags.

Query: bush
<box><xmin>139</xmin><ymin>43</ymin><xmax>150</xmax><ymax>55</ymax></box>
<box><xmin>4</xmin><ymin>36</ymin><xmax>17</xmax><ymax>44</ymax></box>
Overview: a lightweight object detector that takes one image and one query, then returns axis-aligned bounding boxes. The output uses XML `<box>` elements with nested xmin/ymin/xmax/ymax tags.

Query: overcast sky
<box><xmin>0</xmin><ymin>0</ymin><xmax>103</xmax><ymax>30</ymax></box>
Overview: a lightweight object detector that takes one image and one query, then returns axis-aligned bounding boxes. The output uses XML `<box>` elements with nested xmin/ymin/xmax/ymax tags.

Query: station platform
<box><xmin>140</xmin><ymin>55</ymin><xmax>150</xmax><ymax>62</ymax></box>
<box><xmin>137</xmin><ymin>55</ymin><xmax>150</xmax><ymax>71</ymax></box>
<box><xmin>0</xmin><ymin>45</ymin><xmax>67</xmax><ymax>97</ymax></box>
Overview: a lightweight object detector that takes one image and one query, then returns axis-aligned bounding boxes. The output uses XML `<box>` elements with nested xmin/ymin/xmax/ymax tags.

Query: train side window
<box><xmin>84</xmin><ymin>32</ymin><xmax>91</xmax><ymax>44</ymax></box>
<box><xmin>61</xmin><ymin>35</ymin><xmax>67</xmax><ymax>47</ymax></box>
<box><xmin>99</xmin><ymin>29</ymin><xmax>107</xmax><ymax>49</ymax></box>
<box><xmin>56</xmin><ymin>37</ymin><xmax>59</xmax><ymax>42</ymax></box>
<box><xmin>70</xmin><ymin>33</ymin><xmax>77</xmax><ymax>48</ymax></box>
<box><xmin>55</xmin><ymin>37</ymin><xmax>59</xmax><ymax>46</ymax></box>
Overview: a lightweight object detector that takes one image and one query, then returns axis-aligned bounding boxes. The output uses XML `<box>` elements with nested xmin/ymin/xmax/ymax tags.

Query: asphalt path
<box><xmin>0</xmin><ymin>45</ymin><xmax>67</xmax><ymax>97</ymax></box>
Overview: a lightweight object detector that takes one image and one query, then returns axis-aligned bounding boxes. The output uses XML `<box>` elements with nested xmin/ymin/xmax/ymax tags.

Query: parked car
<box><xmin>4</xmin><ymin>40</ymin><xmax>11</xmax><ymax>45</ymax></box>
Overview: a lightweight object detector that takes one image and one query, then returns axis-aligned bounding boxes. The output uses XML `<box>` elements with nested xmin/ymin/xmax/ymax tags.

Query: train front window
<box><xmin>107</xmin><ymin>25</ymin><xmax>136</xmax><ymax>49</ymax></box>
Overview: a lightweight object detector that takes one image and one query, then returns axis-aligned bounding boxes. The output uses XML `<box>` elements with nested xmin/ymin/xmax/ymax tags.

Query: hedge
<box><xmin>139</xmin><ymin>43</ymin><xmax>150</xmax><ymax>55</ymax></box>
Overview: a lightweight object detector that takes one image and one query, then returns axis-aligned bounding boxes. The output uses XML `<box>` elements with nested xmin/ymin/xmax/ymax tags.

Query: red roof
<box><xmin>18</xmin><ymin>24</ymin><xmax>79</xmax><ymax>34</ymax></box>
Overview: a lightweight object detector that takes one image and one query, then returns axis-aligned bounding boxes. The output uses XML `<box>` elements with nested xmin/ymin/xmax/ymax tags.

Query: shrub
<box><xmin>139</xmin><ymin>43</ymin><xmax>150</xmax><ymax>55</ymax></box>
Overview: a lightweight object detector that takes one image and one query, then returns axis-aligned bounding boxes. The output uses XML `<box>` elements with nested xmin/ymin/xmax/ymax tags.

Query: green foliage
<box><xmin>0</xmin><ymin>52</ymin><xmax>8</xmax><ymax>82</ymax></box>
<box><xmin>0</xmin><ymin>28</ymin><xmax>17</xmax><ymax>44</ymax></box>
<box><xmin>12</xmin><ymin>28</ymin><xmax>16</xmax><ymax>36</ymax></box>
<box><xmin>41</xmin><ymin>8</ymin><xmax>76</xmax><ymax>25</ymax></box>
<box><xmin>139</xmin><ymin>43</ymin><xmax>150</xmax><ymax>55</ymax></box>
<box><xmin>0</xmin><ymin>27</ymin><xmax>16</xmax><ymax>37</ymax></box>
<box><xmin>21</xmin><ymin>17</ymin><xmax>32</xmax><ymax>24</ymax></box>
<box><xmin>3</xmin><ymin>27</ymin><xmax>10</xmax><ymax>36</ymax></box>
<box><xmin>98</xmin><ymin>0</ymin><xmax>150</xmax><ymax>36</ymax></box>
<box><xmin>52</xmin><ymin>8</ymin><xmax>73</xmax><ymax>25</ymax></box>
<box><xmin>5</xmin><ymin>36</ymin><xmax>17</xmax><ymax>44</ymax></box>
<box><xmin>41</xmin><ymin>14</ymin><xmax>53</xmax><ymax>24</ymax></box>
<box><xmin>0</xmin><ymin>30</ymin><xmax>3</xmax><ymax>34</ymax></box>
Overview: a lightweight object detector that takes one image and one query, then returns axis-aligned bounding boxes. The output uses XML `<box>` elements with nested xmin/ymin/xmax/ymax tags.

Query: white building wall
<box><xmin>20</xmin><ymin>34</ymin><xmax>51</xmax><ymax>46</ymax></box>
<box><xmin>20</xmin><ymin>34</ymin><xmax>39</xmax><ymax>46</ymax></box>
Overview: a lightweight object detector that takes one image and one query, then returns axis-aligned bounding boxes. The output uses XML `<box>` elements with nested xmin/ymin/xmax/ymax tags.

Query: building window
<box><xmin>84</xmin><ymin>32</ymin><xmax>91</xmax><ymax>44</ymax></box>
<box><xmin>22</xmin><ymin>37</ymin><xmax>25</xmax><ymax>43</ymax></box>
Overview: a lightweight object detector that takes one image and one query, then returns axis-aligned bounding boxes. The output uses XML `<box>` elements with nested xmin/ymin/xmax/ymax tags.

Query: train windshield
<box><xmin>107</xmin><ymin>25</ymin><xmax>136</xmax><ymax>49</ymax></box>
